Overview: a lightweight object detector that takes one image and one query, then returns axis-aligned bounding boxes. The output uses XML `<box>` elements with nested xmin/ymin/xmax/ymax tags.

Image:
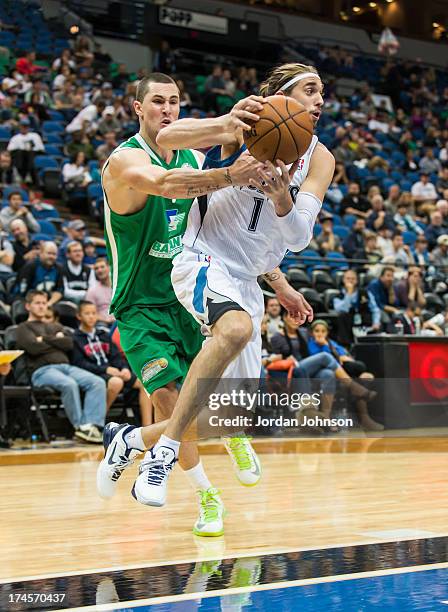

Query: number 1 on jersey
<box><xmin>248</xmin><ymin>197</ymin><xmax>264</xmax><ymax>232</ymax></box>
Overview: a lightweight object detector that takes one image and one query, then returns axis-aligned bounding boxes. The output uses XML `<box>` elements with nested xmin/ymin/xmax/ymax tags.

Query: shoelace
<box><xmin>111</xmin><ymin>454</ymin><xmax>133</xmax><ymax>481</ymax></box>
<box><xmin>198</xmin><ymin>489</ymin><xmax>221</xmax><ymax>522</ymax></box>
<box><xmin>228</xmin><ymin>437</ymin><xmax>253</xmax><ymax>471</ymax></box>
<box><xmin>140</xmin><ymin>459</ymin><xmax>173</xmax><ymax>485</ymax></box>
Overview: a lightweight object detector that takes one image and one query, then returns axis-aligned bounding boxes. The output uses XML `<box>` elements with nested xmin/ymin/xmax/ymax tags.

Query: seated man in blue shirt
<box><xmin>14</xmin><ymin>240</ymin><xmax>63</xmax><ymax>306</ymax></box>
<box><xmin>367</xmin><ymin>266</ymin><xmax>400</xmax><ymax>327</ymax></box>
<box><xmin>333</xmin><ymin>269</ymin><xmax>381</xmax><ymax>345</ymax></box>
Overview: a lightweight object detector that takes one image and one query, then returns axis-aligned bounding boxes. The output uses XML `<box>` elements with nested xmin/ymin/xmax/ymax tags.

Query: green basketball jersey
<box><xmin>103</xmin><ymin>133</ymin><xmax>201</xmax><ymax>315</ymax></box>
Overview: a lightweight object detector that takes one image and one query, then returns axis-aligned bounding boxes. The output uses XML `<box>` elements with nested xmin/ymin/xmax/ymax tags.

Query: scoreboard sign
<box><xmin>158</xmin><ymin>7</ymin><xmax>228</xmax><ymax>35</ymax></box>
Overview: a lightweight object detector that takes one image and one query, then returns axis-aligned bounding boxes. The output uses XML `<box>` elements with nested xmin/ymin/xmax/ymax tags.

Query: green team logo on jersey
<box><xmin>148</xmin><ymin>209</ymin><xmax>185</xmax><ymax>259</ymax></box>
<box><xmin>166</xmin><ymin>209</ymin><xmax>186</xmax><ymax>234</ymax></box>
<box><xmin>149</xmin><ymin>235</ymin><xmax>183</xmax><ymax>258</ymax></box>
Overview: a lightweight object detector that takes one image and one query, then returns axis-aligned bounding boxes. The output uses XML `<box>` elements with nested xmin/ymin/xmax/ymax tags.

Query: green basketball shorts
<box><xmin>116</xmin><ymin>302</ymin><xmax>204</xmax><ymax>395</ymax></box>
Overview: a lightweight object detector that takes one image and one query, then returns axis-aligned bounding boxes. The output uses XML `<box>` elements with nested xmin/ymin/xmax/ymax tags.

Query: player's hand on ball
<box><xmin>249</xmin><ymin>160</ymin><xmax>293</xmax><ymax>214</ymax></box>
<box><xmin>275</xmin><ymin>286</ymin><xmax>314</xmax><ymax>326</ymax></box>
<box><xmin>230</xmin><ymin>151</ymin><xmax>264</xmax><ymax>186</ymax></box>
<box><xmin>227</xmin><ymin>96</ymin><xmax>264</xmax><ymax>133</ymax></box>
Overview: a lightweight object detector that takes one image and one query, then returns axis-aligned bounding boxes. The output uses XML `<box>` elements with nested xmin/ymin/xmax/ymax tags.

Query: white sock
<box><xmin>184</xmin><ymin>460</ymin><xmax>213</xmax><ymax>491</ymax></box>
<box><xmin>124</xmin><ymin>427</ymin><xmax>145</xmax><ymax>451</ymax></box>
<box><xmin>150</xmin><ymin>434</ymin><xmax>181</xmax><ymax>458</ymax></box>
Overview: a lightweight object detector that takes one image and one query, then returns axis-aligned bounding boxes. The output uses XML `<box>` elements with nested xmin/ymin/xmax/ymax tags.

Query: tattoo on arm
<box><xmin>185</xmin><ymin>169</ymin><xmax>233</xmax><ymax>197</ymax></box>
<box><xmin>224</xmin><ymin>169</ymin><xmax>232</xmax><ymax>185</ymax></box>
<box><xmin>262</xmin><ymin>271</ymin><xmax>281</xmax><ymax>283</ymax></box>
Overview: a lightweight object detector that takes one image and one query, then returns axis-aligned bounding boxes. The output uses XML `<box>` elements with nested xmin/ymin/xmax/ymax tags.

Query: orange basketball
<box><xmin>243</xmin><ymin>95</ymin><xmax>313</xmax><ymax>164</ymax></box>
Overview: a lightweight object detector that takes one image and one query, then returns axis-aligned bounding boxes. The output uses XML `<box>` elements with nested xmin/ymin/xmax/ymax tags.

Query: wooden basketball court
<box><xmin>1</xmin><ymin>433</ymin><xmax>448</xmax><ymax>610</ymax></box>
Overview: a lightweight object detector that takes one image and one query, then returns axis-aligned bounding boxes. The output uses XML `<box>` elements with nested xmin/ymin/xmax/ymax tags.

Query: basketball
<box><xmin>243</xmin><ymin>95</ymin><xmax>314</xmax><ymax>164</ymax></box>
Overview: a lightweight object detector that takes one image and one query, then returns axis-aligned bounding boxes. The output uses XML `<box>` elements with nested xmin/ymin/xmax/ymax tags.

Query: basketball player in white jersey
<box><xmin>126</xmin><ymin>63</ymin><xmax>335</xmax><ymax>508</ymax></box>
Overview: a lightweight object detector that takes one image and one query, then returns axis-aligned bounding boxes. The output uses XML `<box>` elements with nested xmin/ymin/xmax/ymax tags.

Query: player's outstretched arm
<box><xmin>107</xmin><ymin>147</ymin><xmax>262</xmax><ymax>201</ymax></box>
<box><xmin>156</xmin><ymin>96</ymin><xmax>264</xmax><ymax>150</ymax></box>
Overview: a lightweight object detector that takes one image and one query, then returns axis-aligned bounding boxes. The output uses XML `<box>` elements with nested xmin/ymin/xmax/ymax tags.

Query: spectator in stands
<box><xmin>307</xmin><ymin>319</ymin><xmax>382</xmax><ymax>430</ymax></box>
<box><xmin>0</xmin><ymin>191</ymin><xmax>40</xmax><ymax>233</ymax></box>
<box><xmin>17</xmin><ymin>290</ymin><xmax>105</xmax><ymax>443</ymax></box>
<box><xmin>425</xmin><ymin>210</ymin><xmax>445</xmax><ymax>250</ymax></box>
<box><xmin>15</xmin><ymin>51</ymin><xmax>44</xmax><ymax>76</ymax></box>
<box><xmin>61</xmin><ymin>240</ymin><xmax>95</xmax><ymax>304</ymax></box>
<box><xmin>316</xmin><ymin>215</ymin><xmax>342</xmax><ymax>254</ymax></box>
<box><xmin>204</xmin><ymin>64</ymin><xmax>227</xmax><ymax>113</ymax></box>
<box><xmin>260</xmin><ymin>314</ymin><xmax>283</xmax><ymax>375</ymax></box>
<box><xmin>64</xmin><ymin>130</ymin><xmax>94</xmax><ymax>160</ymax></box>
<box><xmin>354</xmin><ymin>230</ymin><xmax>382</xmax><ymax>274</ymax></box>
<box><xmin>395</xmin><ymin>266</ymin><xmax>426</xmax><ymax>308</ymax></box>
<box><xmin>177</xmin><ymin>79</ymin><xmax>192</xmax><ymax>113</ymax></box>
<box><xmin>98</xmin><ymin>106</ymin><xmax>122</xmax><ymax>137</ymax></box>
<box><xmin>384</xmin><ymin>184</ymin><xmax>401</xmax><ymax>214</ymax></box>
<box><xmin>52</xmin><ymin>49</ymin><xmax>76</xmax><ymax>73</ymax></box>
<box><xmin>7</xmin><ymin>118</ymin><xmax>44</xmax><ymax>183</ymax></box>
<box><xmin>333</xmin><ymin>269</ymin><xmax>381</xmax><ymax>344</ymax></box>
<box><xmin>340</xmin><ymin>182</ymin><xmax>371</xmax><ymax>219</ymax></box>
<box><xmin>343</xmin><ymin>217</ymin><xmax>366</xmax><ymax>259</ymax></box>
<box><xmin>412</xmin><ymin>172</ymin><xmax>438</xmax><ymax>210</ymax></box>
<box><xmin>85</xmin><ymin>258</ymin><xmax>114</xmax><ymax>324</ymax></box>
<box><xmin>0</xmin><ymin>150</ymin><xmax>20</xmax><ymax>187</ymax></box>
<box><xmin>73</xmin><ymin>35</ymin><xmax>94</xmax><ymax>66</ymax></box>
<box><xmin>62</xmin><ymin>151</ymin><xmax>93</xmax><ymax>204</ymax></box>
<box><xmin>432</xmin><ymin>234</ymin><xmax>448</xmax><ymax>277</ymax></box>
<box><xmin>83</xmin><ymin>240</ymin><xmax>97</xmax><ymax>267</ymax></box>
<box><xmin>388</xmin><ymin>300</ymin><xmax>421</xmax><ymax>335</ymax></box>
<box><xmin>382</xmin><ymin>232</ymin><xmax>414</xmax><ymax>268</ymax></box>
<box><xmin>111</xmin><ymin>63</ymin><xmax>130</xmax><ymax>90</ymax></box>
<box><xmin>394</xmin><ymin>200</ymin><xmax>424</xmax><ymax>234</ymax></box>
<box><xmin>58</xmin><ymin>219</ymin><xmax>105</xmax><ymax>259</ymax></box>
<box><xmin>95</xmin><ymin>131</ymin><xmax>118</xmax><ymax>161</ymax></box>
<box><xmin>437</xmin><ymin>168</ymin><xmax>448</xmax><ymax>197</ymax></box>
<box><xmin>65</xmin><ymin>99</ymin><xmax>106</xmax><ymax>134</ymax></box>
<box><xmin>419</xmin><ymin>147</ymin><xmax>441</xmax><ymax>175</ymax></box>
<box><xmin>15</xmin><ymin>241</ymin><xmax>62</xmax><ymax>305</ymax></box>
<box><xmin>333</xmin><ymin>137</ymin><xmax>356</xmax><ymax>165</ymax></box>
<box><xmin>53</xmin><ymin>79</ymin><xmax>75</xmax><ymax>112</ymax></box>
<box><xmin>423</xmin><ymin>309</ymin><xmax>448</xmax><ymax>336</ymax></box>
<box><xmin>153</xmin><ymin>40</ymin><xmax>176</xmax><ymax>74</ymax></box>
<box><xmin>366</xmin><ymin>194</ymin><xmax>395</xmax><ymax>232</ymax></box>
<box><xmin>0</xmin><ymin>223</ymin><xmax>14</xmax><ymax>282</ymax></box>
<box><xmin>73</xmin><ymin>301</ymin><xmax>152</xmax><ymax>423</ymax></box>
<box><xmin>367</xmin><ymin>266</ymin><xmax>400</xmax><ymax>325</ymax></box>
<box><xmin>10</xmin><ymin>219</ymin><xmax>39</xmax><ymax>272</ymax></box>
<box><xmin>411</xmin><ymin>235</ymin><xmax>431</xmax><ymax>266</ymax></box>
<box><xmin>265</xmin><ymin>297</ymin><xmax>283</xmax><ymax>340</ymax></box>
<box><xmin>404</xmin><ymin>149</ymin><xmax>419</xmax><ymax>173</ymax></box>
<box><xmin>436</xmin><ymin>200</ymin><xmax>448</xmax><ymax>230</ymax></box>
<box><xmin>24</xmin><ymin>78</ymin><xmax>52</xmax><ymax>108</ymax></box>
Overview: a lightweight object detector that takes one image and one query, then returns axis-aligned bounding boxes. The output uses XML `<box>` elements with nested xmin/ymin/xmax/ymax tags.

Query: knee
<box><xmin>359</xmin><ymin>372</ymin><xmax>374</xmax><ymax>380</ymax></box>
<box><xmin>91</xmin><ymin>376</ymin><xmax>107</xmax><ymax>392</ymax></box>
<box><xmin>322</xmin><ymin>353</ymin><xmax>339</xmax><ymax>370</ymax></box>
<box><xmin>215</xmin><ymin>311</ymin><xmax>253</xmax><ymax>354</ymax></box>
<box><xmin>108</xmin><ymin>376</ymin><xmax>124</xmax><ymax>393</ymax></box>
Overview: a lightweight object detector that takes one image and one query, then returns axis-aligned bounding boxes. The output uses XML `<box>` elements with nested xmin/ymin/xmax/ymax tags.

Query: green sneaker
<box><xmin>223</xmin><ymin>436</ymin><xmax>261</xmax><ymax>486</ymax></box>
<box><xmin>193</xmin><ymin>487</ymin><xmax>225</xmax><ymax>537</ymax></box>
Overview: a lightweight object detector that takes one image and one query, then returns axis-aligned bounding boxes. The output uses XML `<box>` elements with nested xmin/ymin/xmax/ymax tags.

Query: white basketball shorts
<box><xmin>171</xmin><ymin>248</ymin><xmax>264</xmax><ymax>380</ymax></box>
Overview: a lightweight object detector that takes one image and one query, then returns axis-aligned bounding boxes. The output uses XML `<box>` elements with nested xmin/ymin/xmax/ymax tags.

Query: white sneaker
<box><xmin>223</xmin><ymin>436</ymin><xmax>261</xmax><ymax>486</ymax></box>
<box><xmin>131</xmin><ymin>445</ymin><xmax>177</xmax><ymax>507</ymax></box>
<box><xmin>193</xmin><ymin>487</ymin><xmax>225</xmax><ymax>537</ymax></box>
<box><xmin>96</xmin><ymin>422</ymin><xmax>142</xmax><ymax>499</ymax></box>
<box><xmin>75</xmin><ymin>423</ymin><xmax>102</xmax><ymax>444</ymax></box>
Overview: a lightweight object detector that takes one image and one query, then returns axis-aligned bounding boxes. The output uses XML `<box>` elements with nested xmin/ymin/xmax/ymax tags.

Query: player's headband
<box><xmin>279</xmin><ymin>72</ymin><xmax>322</xmax><ymax>92</ymax></box>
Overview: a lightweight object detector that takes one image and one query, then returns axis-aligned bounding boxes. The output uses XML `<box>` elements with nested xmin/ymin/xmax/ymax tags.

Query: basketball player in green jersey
<box><xmin>97</xmin><ymin>73</ymin><xmax>265</xmax><ymax>536</ymax></box>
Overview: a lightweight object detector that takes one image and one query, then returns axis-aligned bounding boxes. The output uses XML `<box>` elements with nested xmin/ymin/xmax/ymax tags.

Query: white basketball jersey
<box><xmin>183</xmin><ymin>135</ymin><xmax>319</xmax><ymax>279</ymax></box>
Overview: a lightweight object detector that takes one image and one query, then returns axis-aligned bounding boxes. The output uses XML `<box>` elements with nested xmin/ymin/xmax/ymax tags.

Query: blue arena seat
<box><xmin>3</xmin><ymin>186</ymin><xmax>29</xmax><ymax>201</ymax></box>
<box><xmin>34</xmin><ymin>156</ymin><xmax>59</xmax><ymax>170</ymax></box>
<box><xmin>333</xmin><ymin>225</ymin><xmax>350</xmax><ymax>239</ymax></box>
<box><xmin>37</xmin><ymin>220</ymin><xmax>57</xmax><ymax>237</ymax></box>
